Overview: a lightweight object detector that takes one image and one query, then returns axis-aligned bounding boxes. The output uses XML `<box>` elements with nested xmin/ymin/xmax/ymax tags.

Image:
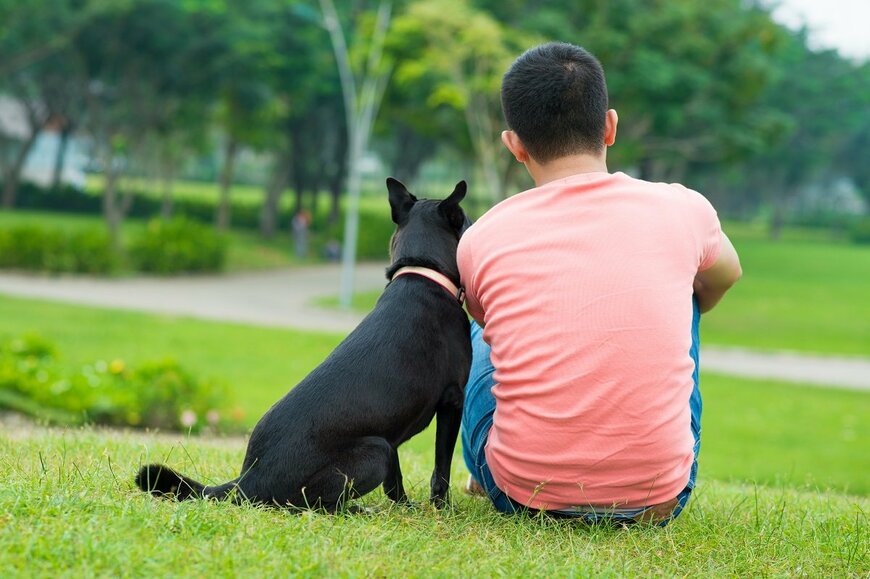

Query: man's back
<box><xmin>458</xmin><ymin>171</ymin><xmax>722</xmax><ymax>509</ymax></box>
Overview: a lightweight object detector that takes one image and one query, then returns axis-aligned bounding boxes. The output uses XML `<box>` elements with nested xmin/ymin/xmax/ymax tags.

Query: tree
<box><xmin>719</xmin><ymin>30</ymin><xmax>870</xmax><ymax>236</ymax></box>
<box><xmin>0</xmin><ymin>78</ymin><xmax>50</xmax><ymax>208</ymax></box>
<box><xmin>0</xmin><ymin>0</ymin><xmax>109</xmax><ymax>207</ymax></box>
<box><xmin>74</xmin><ymin>0</ymin><xmax>226</xmax><ymax>247</ymax></box>
<box><xmin>258</xmin><ymin>2</ymin><xmax>347</xmax><ymax>238</ymax></box>
<box><xmin>389</xmin><ymin>0</ymin><xmax>533</xmax><ymax>201</ymax></box>
<box><xmin>318</xmin><ymin>0</ymin><xmax>393</xmax><ymax>307</ymax></box>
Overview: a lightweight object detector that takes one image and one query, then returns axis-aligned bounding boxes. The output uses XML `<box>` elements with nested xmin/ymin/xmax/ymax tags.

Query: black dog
<box><xmin>136</xmin><ymin>178</ymin><xmax>472</xmax><ymax>512</ymax></box>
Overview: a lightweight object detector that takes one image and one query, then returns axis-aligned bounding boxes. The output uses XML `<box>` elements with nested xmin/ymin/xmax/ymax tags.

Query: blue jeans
<box><xmin>461</xmin><ymin>297</ymin><xmax>702</xmax><ymax>526</ymax></box>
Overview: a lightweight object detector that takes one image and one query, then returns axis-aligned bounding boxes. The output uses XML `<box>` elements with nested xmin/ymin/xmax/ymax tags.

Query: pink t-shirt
<box><xmin>457</xmin><ymin>171</ymin><xmax>722</xmax><ymax>509</ymax></box>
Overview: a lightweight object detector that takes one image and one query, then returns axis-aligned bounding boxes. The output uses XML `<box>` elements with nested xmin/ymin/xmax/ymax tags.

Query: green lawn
<box><xmin>85</xmin><ymin>174</ymin><xmax>269</xmax><ymax>207</ymax></box>
<box><xmin>84</xmin><ymin>173</ymin><xmax>392</xmax><ymax>214</ymax></box>
<box><xmin>0</xmin><ymin>292</ymin><xmax>867</xmax><ymax>575</ymax></box>
<box><xmin>0</xmin><ymin>296</ymin><xmax>342</xmax><ymax>423</ymax></box>
<box><xmin>703</xmin><ymin>222</ymin><xmax>870</xmax><ymax>356</ymax></box>
<box><xmin>0</xmin><ymin>295</ymin><xmax>867</xmax><ymax>497</ymax></box>
<box><xmin>0</xmin><ymin>426</ymin><xmax>866</xmax><ymax>576</ymax></box>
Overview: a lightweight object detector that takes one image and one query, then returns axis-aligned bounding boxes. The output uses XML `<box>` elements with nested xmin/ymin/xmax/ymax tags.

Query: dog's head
<box><xmin>386</xmin><ymin>177</ymin><xmax>469</xmax><ymax>282</ymax></box>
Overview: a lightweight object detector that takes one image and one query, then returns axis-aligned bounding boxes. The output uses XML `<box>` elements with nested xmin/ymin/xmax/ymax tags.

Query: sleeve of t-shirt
<box><xmin>678</xmin><ymin>185</ymin><xmax>723</xmax><ymax>272</ymax></box>
<box><xmin>457</xmin><ymin>234</ymin><xmax>485</xmax><ymax>325</ymax></box>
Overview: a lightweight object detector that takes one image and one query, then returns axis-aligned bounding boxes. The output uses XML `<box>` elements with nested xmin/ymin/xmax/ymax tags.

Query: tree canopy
<box><xmin>1</xmin><ymin>0</ymin><xmax>867</xmax><ymax>234</ymax></box>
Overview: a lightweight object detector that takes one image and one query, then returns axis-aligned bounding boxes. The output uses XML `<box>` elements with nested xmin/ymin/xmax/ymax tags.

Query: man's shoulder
<box><xmin>463</xmin><ymin>189</ymin><xmax>533</xmax><ymax>238</ymax></box>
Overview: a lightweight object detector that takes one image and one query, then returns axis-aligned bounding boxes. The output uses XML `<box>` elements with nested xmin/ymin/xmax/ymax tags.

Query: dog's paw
<box><xmin>429</xmin><ymin>492</ymin><xmax>451</xmax><ymax>509</ymax></box>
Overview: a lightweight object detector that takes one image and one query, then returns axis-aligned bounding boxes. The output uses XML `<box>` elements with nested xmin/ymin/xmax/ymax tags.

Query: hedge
<box><xmin>13</xmin><ymin>182</ymin><xmax>395</xmax><ymax>259</ymax></box>
<box><xmin>0</xmin><ymin>224</ymin><xmax>118</xmax><ymax>274</ymax></box>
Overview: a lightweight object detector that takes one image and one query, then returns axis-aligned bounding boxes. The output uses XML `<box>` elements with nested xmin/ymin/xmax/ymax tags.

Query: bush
<box><xmin>324</xmin><ymin>207</ymin><xmax>395</xmax><ymax>260</ymax></box>
<box><xmin>15</xmin><ymin>182</ymin><xmax>292</xmax><ymax>231</ymax></box>
<box><xmin>0</xmin><ymin>224</ymin><xmax>117</xmax><ymax>274</ymax></box>
<box><xmin>849</xmin><ymin>217</ymin><xmax>870</xmax><ymax>245</ymax></box>
<box><xmin>129</xmin><ymin>218</ymin><xmax>227</xmax><ymax>274</ymax></box>
<box><xmin>0</xmin><ymin>334</ymin><xmax>239</xmax><ymax>432</ymax></box>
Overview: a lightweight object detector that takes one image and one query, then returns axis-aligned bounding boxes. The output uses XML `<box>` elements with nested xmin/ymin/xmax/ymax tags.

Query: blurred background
<box><xmin>0</xmin><ymin>0</ymin><xmax>867</xmax><ymax>496</ymax></box>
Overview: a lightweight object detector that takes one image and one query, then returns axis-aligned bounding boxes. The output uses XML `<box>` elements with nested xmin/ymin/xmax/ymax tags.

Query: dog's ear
<box><xmin>438</xmin><ymin>180</ymin><xmax>467</xmax><ymax>232</ymax></box>
<box><xmin>387</xmin><ymin>177</ymin><xmax>417</xmax><ymax>225</ymax></box>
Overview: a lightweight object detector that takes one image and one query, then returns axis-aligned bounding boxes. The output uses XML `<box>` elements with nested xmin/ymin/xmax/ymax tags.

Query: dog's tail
<box><xmin>135</xmin><ymin>464</ymin><xmax>239</xmax><ymax>502</ymax></box>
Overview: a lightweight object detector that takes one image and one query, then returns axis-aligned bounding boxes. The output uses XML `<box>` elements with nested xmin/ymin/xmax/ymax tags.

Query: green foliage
<box><xmin>0</xmin><ymin>223</ymin><xmax>117</xmax><ymax>273</ymax></box>
<box><xmin>129</xmin><ymin>218</ymin><xmax>227</xmax><ymax>274</ymax></box>
<box><xmin>3</xmin><ymin>0</ymin><xmax>868</xmax><ymax>227</ymax></box>
<box><xmin>325</xmin><ymin>205</ymin><xmax>394</xmax><ymax>260</ymax></box>
<box><xmin>0</xmin><ymin>334</ymin><xmax>237</xmax><ymax>432</ymax></box>
<box><xmin>16</xmin><ymin>180</ymin><xmax>285</xmax><ymax>232</ymax></box>
<box><xmin>849</xmin><ymin>217</ymin><xmax>870</xmax><ymax>245</ymax></box>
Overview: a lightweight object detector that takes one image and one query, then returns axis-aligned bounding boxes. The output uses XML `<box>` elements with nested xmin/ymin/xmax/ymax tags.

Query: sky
<box><xmin>770</xmin><ymin>0</ymin><xmax>870</xmax><ymax>60</ymax></box>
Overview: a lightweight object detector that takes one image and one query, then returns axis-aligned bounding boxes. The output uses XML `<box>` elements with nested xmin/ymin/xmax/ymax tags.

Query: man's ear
<box><xmin>387</xmin><ymin>177</ymin><xmax>417</xmax><ymax>225</ymax></box>
<box><xmin>438</xmin><ymin>180</ymin><xmax>467</xmax><ymax>232</ymax></box>
<box><xmin>604</xmin><ymin>109</ymin><xmax>618</xmax><ymax>147</ymax></box>
<box><xmin>501</xmin><ymin>130</ymin><xmax>530</xmax><ymax>163</ymax></box>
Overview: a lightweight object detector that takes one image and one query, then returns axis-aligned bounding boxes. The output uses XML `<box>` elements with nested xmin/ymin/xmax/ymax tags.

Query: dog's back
<box><xmin>137</xmin><ymin>178</ymin><xmax>471</xmax><ymax>511</ymax></box>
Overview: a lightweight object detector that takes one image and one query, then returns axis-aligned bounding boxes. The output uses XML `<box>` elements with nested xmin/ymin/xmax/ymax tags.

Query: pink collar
<box><xmin>391</xmin><ymin>266</ymin><xmax>465</xmax><ymax>305</ymax></box>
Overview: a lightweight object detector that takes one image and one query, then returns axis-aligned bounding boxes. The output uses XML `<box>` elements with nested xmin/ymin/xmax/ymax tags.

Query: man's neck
<box><xmin>528</xmin><ymin>154</ymin><xmax>609</xmax><ymax>187</ymax></box>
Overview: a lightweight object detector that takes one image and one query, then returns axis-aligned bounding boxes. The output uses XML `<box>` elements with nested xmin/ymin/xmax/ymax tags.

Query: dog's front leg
<box><xmin>383</xmin><ymin>445</ymin><xmax>408</xmax><ymax>504</ymax></box>
<box><xmin>430</xmin><ymin>387</ymin><xmax>463</xmax><ymax>508</ymax></box>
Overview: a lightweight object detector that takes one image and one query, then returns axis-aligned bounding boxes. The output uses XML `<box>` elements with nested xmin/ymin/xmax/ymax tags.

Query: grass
<box><xmin>0</xmin><ymin>426</ymin><xmax>866</xmax><ymax>576</ymax></box>
<box><xmin>702</xmin><ymin>221</ymin><xmax>870</xmax><ymax>356</ymax></box>
<box><xmin>0</xmin><ymin>296</ymin><xmax>342</xmax><ymax>423</ymax></box>
<box><xmin>85</xmin><ymin>174</ymin><xmax>269</xmax><ymax>206</ymax></box>
<box><xmin>0</xmin><ymin>295</ymin><xmax>867</xmax><ymax>497</ymax></box>
<box><xmin>0</xmin><ymin>209</ymin><xmax>304</xmax><ymax>272</ymax></box>
<box><xmin>84</xmin><ymin>173</ymin><xmax>393</xmax><ymax>214</ymax></box>
<box><xmin>699</xmin><ymin>373</ymin><xmax>869</xmax><ymax>496</ymax></box>
<box><xmin>0</xmin><ymin>289</ymin><xmax>867</xmax><ymax>575</ymax></box>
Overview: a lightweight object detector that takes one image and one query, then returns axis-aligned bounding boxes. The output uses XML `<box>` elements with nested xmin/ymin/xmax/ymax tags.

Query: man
<box><xmin>458</xmin><ymin>42</ymin><xmax>742</xmax><ymax>525</ymax></box>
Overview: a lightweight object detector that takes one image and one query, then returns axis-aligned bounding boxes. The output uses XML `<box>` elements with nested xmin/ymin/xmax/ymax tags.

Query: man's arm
<box><xmin>693</xmin><ymin>231</ymin><xmax>742</xmax><ymax>313</ymax></box>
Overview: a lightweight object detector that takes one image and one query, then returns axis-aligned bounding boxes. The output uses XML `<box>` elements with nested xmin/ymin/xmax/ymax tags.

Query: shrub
<box><xmin>324</xmin><ymin>207</ymin><xmax>395</xmax><ymax>260</ymax></box>
<box><xmin>0</xmin><ymin>334</ymin><xmax>239</xmax><ymax>433</ymax></box>
<box><xmin>0</xmin><ymin>224</ymin><xmax>117</xmax><ymax>274</ymax></box>
<box><xmin>128</xmin><ymin>218</ymin><xmax>227</xmax><ymax>274</ymax></box>
<box><xmin>849</xmin><ymin>217</ymin><xmax>870</xmax><ymax>245</ymax></box>
<box><xmin>15</xmin><ymin>182</ymin><xmax>293</xmax><ymax>231</ymax></box>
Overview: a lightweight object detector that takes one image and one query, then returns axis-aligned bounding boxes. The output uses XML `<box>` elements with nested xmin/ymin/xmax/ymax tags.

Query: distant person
<box><xmin>458</xmin><ymin>42</ymin><xmax>742</xmax><ymax>525</ymax></box>
<box><xmin>292</xmin><ymin>209</ymin><xmax>311</xmax><ymax>259</ymax></box>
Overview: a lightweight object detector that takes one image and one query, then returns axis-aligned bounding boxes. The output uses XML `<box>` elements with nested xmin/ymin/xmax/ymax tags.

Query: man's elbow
<box><xmin>728</xmin><ymin>262</ymin><xmax>743</xmax><ymax>288</ymax></box>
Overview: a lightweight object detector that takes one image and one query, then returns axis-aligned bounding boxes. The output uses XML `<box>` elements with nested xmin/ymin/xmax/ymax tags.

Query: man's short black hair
<box><xmin>501</xmin><ymin>42</ymin><xmax>609</xmax><ymax>163</ymax></box>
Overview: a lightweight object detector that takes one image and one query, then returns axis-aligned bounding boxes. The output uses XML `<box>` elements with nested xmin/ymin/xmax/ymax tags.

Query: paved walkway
<box><xmin>0</xmin><ymin>264</ymin><xmax>389</xmax><ymax>334</ymax></box>
<box><xmin>1</xmin><ymin>266</ymin><xmax>868</xmax><ymax>391</ymax></box>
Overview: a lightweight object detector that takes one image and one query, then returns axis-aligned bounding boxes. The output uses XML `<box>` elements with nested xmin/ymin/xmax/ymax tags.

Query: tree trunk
<box><xmin>328</xmin><ymin>123</ymin><xmax>348</xmax><ymax>224</ymax></box>
<box><xmin>309</xmin><ymin>187</ymin><xmax>320</xmax><ymax>220</ymax></box>
<box><xmin>51</xmin><ymin>125</ymin><xmax>72</xmax><ymax>191</ymax></box>
<box><xmin>102</xmin><ymin>158</ymin><xmax>123</xmax><ymax>251</ymax></box>
<box><xmin>160</xmin><ymin>169</ymin><xmax>175</xmax><ymax>219</ymax></box>
<box><xmin>463</xmin><ymin>92</ymin><xmax>503</xmax><ymax>202</ymax></box>
<box><xmin>259</xmin><ymin>159</ymin><xmax>288</xmax><ymax>239</ymax></box>
<box><xmin>290</xmin><ymin>126</ymin><xmax>308</xmax><ymax>218</ymax></box>
<box><xmin>215</xmin><ymin>138</ymin><xmax>238</xmax><ymax>231</ymax></box>
<box><xmin>1</xmin><ymin>128</ymin><xmax>40</xmax><ymax>209</ymax></box>
<box><xmin>392</xmin><ymin>126</ymin><xmax>431</xmax><ymax>184</ymax></box>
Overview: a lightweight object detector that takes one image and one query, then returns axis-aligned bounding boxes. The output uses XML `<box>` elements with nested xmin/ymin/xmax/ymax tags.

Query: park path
<box><xmin>0</xmin><ymin>266</ymin><xmax>867</xmax><ymax>391</ymax></box>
